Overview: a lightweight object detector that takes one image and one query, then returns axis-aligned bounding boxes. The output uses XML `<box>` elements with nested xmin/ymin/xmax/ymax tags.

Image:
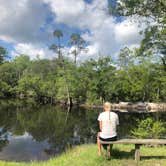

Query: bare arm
<box><xmin>99</xmin><ymin>121</ymin><xmax>102</xmax><ymax>131</ymax></box>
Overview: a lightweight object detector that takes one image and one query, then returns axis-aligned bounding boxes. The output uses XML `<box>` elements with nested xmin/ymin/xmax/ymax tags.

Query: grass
<box><xmin>0</xmin><ymin>144</ymin><xmax>166</xmax><ymax>166</ymax></box>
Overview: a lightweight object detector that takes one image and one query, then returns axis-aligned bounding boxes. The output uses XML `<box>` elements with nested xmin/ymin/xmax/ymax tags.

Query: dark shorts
<box><xmin>99</xmin><ymin>136</ymin><xmax>117</xmax><ymax>142</ymax></box>
<box><xmin>99</xmin><ymin>136</ymin><xmax>117</xmax><ymax>150</ymax></box>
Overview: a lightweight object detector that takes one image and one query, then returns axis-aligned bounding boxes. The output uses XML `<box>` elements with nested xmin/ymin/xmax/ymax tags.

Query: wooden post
<box><xmin>135</xmin><ymin>144</ymin><xmax>141</xmax><ymax>164</ymax></box>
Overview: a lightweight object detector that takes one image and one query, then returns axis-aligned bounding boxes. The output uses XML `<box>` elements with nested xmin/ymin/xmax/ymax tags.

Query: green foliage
<box><xmin>70</xmin><ymin>33</ymin><xmax>86</xmax><ymax>64</ymax></box>
<box><xmin>117</xmin><ymin>0</ymin><xmax>166</xmax><ymax>70</ymax></box>
<box><xmin>50</xmin><ymin>29</ymin><xmax>63</xmax><ymax>58</ymax></box>
<box><xmin>0</xmin><ymin>54</ymin><xmax>166</xmax><ymax>103</ymax></box>
<box><xmin>117</xmin><ymin>0</ymin><xmax>165</xmax><ymax>19</ymax></box>
<box><xmin>131</xmin><ymin>118</ymin><xmax>166</xmax><ymax>139</ymax></box>
<box><xmin>0</xmin><ymin>81</ymin><xmax>11</xmax><ymax>97</ymax></box>
<box><xmin>0</xmin><ymin>46</ymin><xmax>7</xmax><ymax>64</ymax></box>
<box><xmin>0</xmin><ymin>43</ymin><xmax>165</xmax><ymax>104</ymax></box>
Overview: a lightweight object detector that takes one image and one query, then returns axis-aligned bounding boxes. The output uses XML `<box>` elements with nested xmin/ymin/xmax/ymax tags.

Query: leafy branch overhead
<box><xmin>117</xmin><ymin>0</ymin><xmax>166</xmax><ymax>71</ymax></box>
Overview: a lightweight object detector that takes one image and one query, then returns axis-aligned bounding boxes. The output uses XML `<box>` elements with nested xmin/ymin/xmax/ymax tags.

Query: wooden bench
<box><xmin>100</xmin><ymin>139</ymin><xmax>166</xmax><ymax>163</ymax></box>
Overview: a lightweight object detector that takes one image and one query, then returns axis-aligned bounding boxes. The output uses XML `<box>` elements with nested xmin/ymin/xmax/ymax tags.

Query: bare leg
<box><xmin>97</xmin><ymin>133</ymin><xmax>101</xmax><ymax>156</ymax></box>
<box><xmin>109</xmin><ymin>144</ymin><xmax>113</xmax><ymax>158</ymax></box>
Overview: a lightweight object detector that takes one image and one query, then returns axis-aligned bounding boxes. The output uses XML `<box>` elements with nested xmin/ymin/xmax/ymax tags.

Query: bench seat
<box><xmin>100</xmin><ymin>139</ymin><xmax>166</xmax><ymax>145</ymax></box>
<box><xmin>99</xmin><ymin>139</ymin><xmax>166</xmax><ymax>164</ymax></box>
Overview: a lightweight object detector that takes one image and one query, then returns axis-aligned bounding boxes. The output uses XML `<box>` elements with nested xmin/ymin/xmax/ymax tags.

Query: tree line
<box><xmin>0</xmin><ymin>46</ymin><xmax>165</xmax><ymax>105</ymax></box>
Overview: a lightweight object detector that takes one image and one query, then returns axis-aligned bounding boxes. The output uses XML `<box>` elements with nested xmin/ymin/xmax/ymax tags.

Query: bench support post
<box><xmin>135</xmin><ymin>144</ymin><xmax>141</xmax><ymax>164</ymax></box>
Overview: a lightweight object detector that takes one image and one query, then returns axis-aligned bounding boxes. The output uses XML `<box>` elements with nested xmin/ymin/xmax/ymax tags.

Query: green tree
<box><xmin>0</xmin><ymin>81</ymin><xmax>10</xmax><ymax>97</ymax></box>
<box><xmin>0</xmin><ymin>46</ymin><xmax>7</xmax><ymax>64</ymax></box>
<box><xmin>80</xmin><ymin>57</ymin><xmax>116</xmax><ymax>104</ymax></box>
<box><xmin>50</xmin><ymin>30</ymin><xmax>63</xmax><ymax>59</ymax></box>
<box><xmin>117</xmin><ymin>0</ymin><xmax>166</xmax><ymax>70</ymax></box>
<box><xmin>14</xmin><ymin>55</ymin><xmax>31</xmax><ymax>79</ymax></box>
<box><xmin>70</xmin><ymin>33</ymin><xmax>86</xmax><ymax>64</ymax></box>
<box><xmin>117</xmin><ymin>47</ymin><xmax>134</xmax><ymax>69</ymax></box>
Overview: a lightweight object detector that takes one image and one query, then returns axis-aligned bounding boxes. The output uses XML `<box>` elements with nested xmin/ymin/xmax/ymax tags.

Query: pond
<box><xmin>0</xmin><ymin>99</ymin><xmax>166</xmax><ymax>162</ymax></box>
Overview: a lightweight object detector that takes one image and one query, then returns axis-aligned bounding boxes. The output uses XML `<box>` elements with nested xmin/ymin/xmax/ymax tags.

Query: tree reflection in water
<box><xmin>0</xmin><ymin>99</ymin><xmax>165</xmax><ymax>161</ymax></box>
<box><xmin>0</xmin><ymin>99</ymin><xmax>98</xmax><ymax>160</ymax></box>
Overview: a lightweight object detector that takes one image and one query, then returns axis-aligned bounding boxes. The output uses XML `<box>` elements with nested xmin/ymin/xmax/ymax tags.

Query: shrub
<box><xmin>131</xmin><ymin>117</ymin><xmax>166</xmax><ymax>139</ymax></box>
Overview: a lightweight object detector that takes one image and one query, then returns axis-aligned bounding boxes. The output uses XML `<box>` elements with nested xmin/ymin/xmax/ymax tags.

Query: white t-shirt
<box><xmin>98</xmin><ymin>111</ymin><xmax>119</xmax><ymax>138</ymax></box>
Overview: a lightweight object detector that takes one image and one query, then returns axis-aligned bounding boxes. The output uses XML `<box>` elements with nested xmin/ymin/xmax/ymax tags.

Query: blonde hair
<box><xmin>103</xmin><ymin>102</ymin><xmax>112</xmax><ymax>120</ymax></box>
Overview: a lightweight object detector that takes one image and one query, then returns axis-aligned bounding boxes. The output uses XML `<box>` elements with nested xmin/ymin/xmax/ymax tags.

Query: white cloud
<box><xmin>43</xmin><ymin>0</ymin><xmax>85</xmax><ymax>26</ymax></box>
<box><xmin>0</xmin><ymin>0</ymin><xmax>145</xmax><ymax>60</ymax></box>
<box><xmin>12</xmin><ymin>43</ymin><xmax>55</xmax><ymax>60</ymax></box>
<box><xmin>43</xmin><ymin>0</ymin><xmax>109</xmax><ymax>29</ymax></box>
<box><xmin>0</xmin><ymin>0</ymin><xmax>50</xmax><ymax>43</ymax></box>
<box><xmin>12</xmin><ymin>42</ymin><xmax>74</xmax><ymax>60</ymax></box>
<box><xmin>43</xmin><ymin>0</ymin><xmax>144</xmax><ymax>58</ymax></box>
<box><xmin>115</xmin><ymin>20</ymin><xmax>142</xmax><ymax>45</ymax></box>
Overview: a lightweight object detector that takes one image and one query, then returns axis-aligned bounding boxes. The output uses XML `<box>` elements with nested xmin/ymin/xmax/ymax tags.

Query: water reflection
<box><xmin>0</xmin><ymin>99</ymin><xmax>98</xmax><ymax>161</ymax></box>
<box><xmin>0</xmin><ymin>132</ymin><xmax>51</xmax><ymax>161</ymax></box>
<box><xmin>0</xmin><ymin>99</ymin><xmax>166</xmax><ymax>162</ymax></box>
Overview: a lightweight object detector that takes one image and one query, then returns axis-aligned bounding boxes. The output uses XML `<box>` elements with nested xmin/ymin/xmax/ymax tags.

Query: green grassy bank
<box><xmin>0</xmin><ymin>144</ymin><xmax>166</xmax><ymax>166</ymax></box>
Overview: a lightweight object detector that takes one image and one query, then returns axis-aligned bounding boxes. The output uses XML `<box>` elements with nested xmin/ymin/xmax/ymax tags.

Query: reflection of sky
<box><xmin>0</xmin><ymin>127</ymin><xmax>10</xmax><ymax>141</ymax></box>
<box><xmin>0</xmin><ymin>132</ymin><xmax>52</xmax><ymax>162</ymax></box>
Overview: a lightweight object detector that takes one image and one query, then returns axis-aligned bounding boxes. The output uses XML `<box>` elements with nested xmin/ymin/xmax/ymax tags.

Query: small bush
<box><xmin>131</xmin><ymin>117</ymin><xmax>166</xmax><ymax>139</ymax></box>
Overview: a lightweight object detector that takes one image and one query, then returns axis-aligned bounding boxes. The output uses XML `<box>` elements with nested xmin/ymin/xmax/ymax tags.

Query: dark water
<box><xmin>0</xmin><ymin>99</ymin><xmax>166</xmax><ymax>162</ymax></box>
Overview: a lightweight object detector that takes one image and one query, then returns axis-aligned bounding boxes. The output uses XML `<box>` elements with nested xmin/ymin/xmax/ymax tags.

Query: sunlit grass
<box><xmin>0</xmin><ymin>144</ymin><xmax>166</xmax><ymax>166</ymax></box>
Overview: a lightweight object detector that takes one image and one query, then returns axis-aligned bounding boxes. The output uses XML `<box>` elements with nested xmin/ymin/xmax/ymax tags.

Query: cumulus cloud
<box><xmin>12</xmin><ymin>43</ymin><xmax>55</xmax><ymax>60</ymax></box>
<box><xmin>43</xmin><ymin>0</ymin><xmax>109</xmax><ymax>29</ymax></box>
<box><xmin>0</xmin><ymin>0</ymin><xmax>50</xmax><ymax>43</ymax></box>
<box><xmin>43</xmin><ymin>0</ymin><xmax>85</xmax><ymax>26</ymax></box>
<box><xmin>12</xmin><ymin>43</ymin><xmax>73</xmax><ymax>60</ymax></box>
<box><xmin>0</xmin><ymin>0</ymin><xmax>144</xmax><ymax>60</ymax></box>
<box><xmin>43</xmin><ymin>0</ymin><xmax>143</xmax><ymax>58</ymax></box>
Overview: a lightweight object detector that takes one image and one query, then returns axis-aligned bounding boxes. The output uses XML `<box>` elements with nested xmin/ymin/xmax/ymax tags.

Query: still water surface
<box><xmin>0</xmin><ymin>99</ymin><xmax>165</xmax><ymax>162</ymax></box>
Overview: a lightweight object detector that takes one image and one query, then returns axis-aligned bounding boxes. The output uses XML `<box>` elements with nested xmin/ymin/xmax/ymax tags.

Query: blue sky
<box><xmin>0</xmin><ymin>0</ymin><xmax>143</xmax><ymax>61</ymax></box>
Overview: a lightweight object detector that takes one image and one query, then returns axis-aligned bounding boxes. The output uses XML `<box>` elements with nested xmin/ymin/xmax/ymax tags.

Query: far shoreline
<box><xmin>80</xmin><ymin>102</ymin><xmax>166</xmax><ymax>112</ymax></box>
<box><xmin>1</xmin><ymin>98</ymin><xmax>166</xmax><ymax>112</ymax></box>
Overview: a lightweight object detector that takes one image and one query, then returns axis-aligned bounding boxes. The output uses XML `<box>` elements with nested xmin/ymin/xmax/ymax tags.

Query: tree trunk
<box><xmin>58</xmin><ymin>37</ymin><xmax>61</xmax><ymax>59</ymax></box>
<box><xmin>161</xmin><ymin>57</ymin><xmax>166</xmax><ymax>71</ymax></box>
<box><xmin>74</xmin><ymin>50</ymin><xmax>77</xmax><ymax>65</ymax></box>
<box><xmin>63</xmin><ymin>61</ymin><xmax>72</xmax><ymax>108</ymax></box>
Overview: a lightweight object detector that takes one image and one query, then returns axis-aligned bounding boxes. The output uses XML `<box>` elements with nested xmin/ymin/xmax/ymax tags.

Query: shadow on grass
<box><xmin>141</xmin><ymin>156</ymin><xmax>166</xmax><ymax>160</ymax></box>
<box><xmin>111</xmin><ymin>149</ymin><xmax>166</xmax><ymax>161</ymax></box>
<box><xmin>111</xmin><ymin>149</ymin><xmax>134</xmax><ymax>159</ymax></box>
